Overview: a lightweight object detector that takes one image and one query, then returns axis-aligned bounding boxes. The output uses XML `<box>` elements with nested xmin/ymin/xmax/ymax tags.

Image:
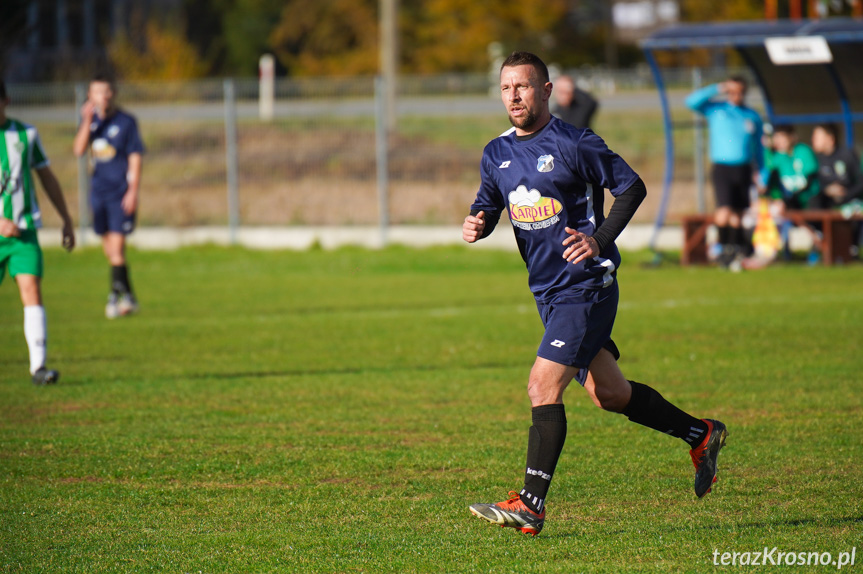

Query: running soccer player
<box><xmin>0</xmin><ymin>81</ymin><xmax>75</xmax><ymax>384</ymax></box>
<box><xmin>462</xmin><ymin>52</ymin><xmax>727</xmax><ymax>536</ymax></box>
<box><xmin>73</xmin><ymin>74</ymin><xmax>144</xmax><ymax>318</ymax></box>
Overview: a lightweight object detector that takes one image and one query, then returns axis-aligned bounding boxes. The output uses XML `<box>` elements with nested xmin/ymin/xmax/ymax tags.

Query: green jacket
<box><xmin>763</xmin><ymin>143</ymin><xmax>820</xmax><ymax>208</ymax></box>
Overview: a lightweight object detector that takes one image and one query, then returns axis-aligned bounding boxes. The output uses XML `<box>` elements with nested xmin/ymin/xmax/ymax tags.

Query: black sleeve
<box><xmin>591</xmin><ymin>178</ymin><xmax>647</xmax><ymax>252</ymax></box>
<box><xmin>469</xmin><ymin>208</ymin><xmax>501</xmax><ymax>239</ymax></box>
<box><xmin>844</xmin><ymin>149</ymin><xmax>863</xmax><ymax>202</ymax></box>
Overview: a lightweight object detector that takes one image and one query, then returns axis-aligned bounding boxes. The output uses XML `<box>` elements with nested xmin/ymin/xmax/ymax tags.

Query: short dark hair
<box><xmin>773</xmin><ymin>124</ymin><xmax>796</xmax><ymax>135</ymax></box>
<box><xmin>816</xmin><ymin>123</ymin><xmax>839</xmax><ymax>140</ymax></box>
<box><xmin>0</xmin><ymin>80</ymin><xmax>6</xmax><ymax>100</ymax></box>
<box><xmin>91</xmin><ymin>72</ymin><xmax>115</xmax><ymax>88</ymax></box>
<box><xmin>728</xmin><ymin>75</ymin><xmax>748</xmax><ymax>92</ymax></box>
<box><xmin>501</xmin><ymin>51</ymin><xmax>550</xmax><ymax>84</ymax></box>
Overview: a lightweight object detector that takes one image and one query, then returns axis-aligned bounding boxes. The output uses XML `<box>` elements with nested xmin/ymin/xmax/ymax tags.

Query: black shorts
<box><xmin>712</xmin><ymin>163</ymin><xmax>752</xmax><ymax>210</ymax></box>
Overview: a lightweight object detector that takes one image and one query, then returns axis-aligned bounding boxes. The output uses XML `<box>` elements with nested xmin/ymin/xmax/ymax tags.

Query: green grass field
<box><xmin>1</xmin><ymin>245</ymin><xmax>861</xmax><ymax>573</ymax></box>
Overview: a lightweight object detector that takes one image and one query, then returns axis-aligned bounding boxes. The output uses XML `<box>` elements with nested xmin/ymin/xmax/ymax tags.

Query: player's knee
<box><xmin>587</xmin><ymin>384</ymin><xmax>628</xmax><ymax>413</ymax></box>
<box><xmin>16</xmin><ymin>277</ymin><xmax>42</xmax><ymax>306</ymax></box>
<box><xmin>527</xmin><ymin>377</ymin><xmax>563</xmax><ymax>407</ymax></box>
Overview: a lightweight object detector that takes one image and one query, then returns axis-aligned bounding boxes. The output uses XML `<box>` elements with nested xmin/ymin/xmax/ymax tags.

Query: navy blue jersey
<box><xmin>87</xmin><ymin>109</ymin><xmax>144</xmax><ymax>198</ymax></box>
<box><xmin>471</xmin><ymin>117</ymin><xmax>640</xmax><ymax>302</ymax></box>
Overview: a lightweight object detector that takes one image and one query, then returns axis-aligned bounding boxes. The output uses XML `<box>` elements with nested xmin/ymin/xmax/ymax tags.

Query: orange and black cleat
<box><xmin>469</xmin><ymin>491</ymin><xmax>545</xmax><ymax>536</ymax></box>
<box><xmin>690</xmin><ymin>418</ymin><xmax>728</xmax><ymax>498</ymax></box>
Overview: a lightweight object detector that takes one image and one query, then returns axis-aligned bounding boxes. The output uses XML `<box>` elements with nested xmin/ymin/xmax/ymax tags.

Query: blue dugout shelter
<box><xmin>640</xmin><ymin>18</ymin><xmax>863</xmax><ymax>251</ymax></box>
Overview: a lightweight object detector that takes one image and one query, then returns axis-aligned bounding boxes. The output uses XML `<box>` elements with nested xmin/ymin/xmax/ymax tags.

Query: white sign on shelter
<box><xmin>765</xmin><ymin>36</ymin><xmax>833</xmax><ymax>65</ymax></box>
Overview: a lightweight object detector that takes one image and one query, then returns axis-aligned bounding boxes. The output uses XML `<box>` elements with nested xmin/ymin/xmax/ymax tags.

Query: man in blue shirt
<box><xmin>73</xmin><ymin>75</ymin><xmax>144</xmax><ymax>318</ymax></box>
<box><xmin>686</xmin><ymin>77</ymin><xmax>763</xmax><ymax>269</ymax></box>
<box><xmin>464</xmin><ymin>52</ymin><xmax>727</xmax><ymax>536</ymax></box>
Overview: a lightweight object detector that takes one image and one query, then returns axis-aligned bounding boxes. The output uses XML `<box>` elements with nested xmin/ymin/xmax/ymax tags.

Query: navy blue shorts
<box><xmin>92</xmin><ymin>195</ymin><xmax>136</xmax><ymax>235</ymax></box>
<box><xmin>536</xmin><ymin>279</ymin><xmax>621</xmax><ymax>386</ymax></box>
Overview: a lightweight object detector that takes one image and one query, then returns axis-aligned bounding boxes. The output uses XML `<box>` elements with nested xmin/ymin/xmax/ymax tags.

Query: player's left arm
<box><xmin>122</xmin><ymin>152</ymin><xmax>142</xmax><ymax>215</ymax></box>
<box><xmin>562</xmin><ymin>178</ymin><xmax>646</xmax><ymax>264</ymax></box>
<box><xmin>35</xmin><ymin>166</ymin><xmax>75</xmax><ymax>251</ymax></box>
<box><xmin>563</xmin><ymin>131</ymin><xmax>646</xmax><ymax>264</ymax></box>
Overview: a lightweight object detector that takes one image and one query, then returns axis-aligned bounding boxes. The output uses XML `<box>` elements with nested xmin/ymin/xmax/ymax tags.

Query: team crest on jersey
<box><xmin>537</xmin><ymin>154</ymin><xmax>555</xmax><ymax>173</ymax></box>
<box><xmin>835</xmin><ymin>160</ymin><xmax>847</xmax><ymax>177</ymax></box>
<box><xmin>508</xmin><ymin>185</ymin><xmax>562</xmax><ymax>231</ymax></box>
<box><xmin>108</xmin><ymin>125</ymin><xmax>120</xmax><ymax>139</ymax></box>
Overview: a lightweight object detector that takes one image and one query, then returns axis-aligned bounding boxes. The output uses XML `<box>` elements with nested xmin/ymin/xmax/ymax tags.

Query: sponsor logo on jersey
<box><xmin>499</xmin><ymin>160</ymin><xmax>511</xmax><ymax>168</ymax></box>
<box><xmin>92</xmin><ymin>138</ymin><xmax>117</xmax><ymax>162</ymax></box>
<box><xmin>550</xmin><ymin>340</ymin><xmax>565</xmax><ymax>348</ymax></box>
<box><xmin>508</xmin><ymin>184</ymin><xmax>562</xmax><ymax>231</ymax></box>
<box><xmin>835</xmin><ymin>160</ymin><xmax>847</xmax><ymax>177</ymax></box>
<box><xmin>537</xmin><ymin>154</ymin><xmax>554</xmax><ymax>172</ymax></box>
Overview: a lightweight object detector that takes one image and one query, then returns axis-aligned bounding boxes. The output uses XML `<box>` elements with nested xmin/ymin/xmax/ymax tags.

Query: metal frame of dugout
<box><xmin>640</xmin><ymin>18</ymin><xmax>863</xmax><ymax>261</ymax></box>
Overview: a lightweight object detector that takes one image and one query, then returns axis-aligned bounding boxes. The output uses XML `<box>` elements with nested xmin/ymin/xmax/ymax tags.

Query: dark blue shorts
<box><xmin>92</xmin><ymin>195</ymin><xmax>136</xmax><ymax>235</ymax></box>
<box><xmin>536</xmin><ymin>279</ymin><xmax>621</xmax><ymax>386</ymax></box>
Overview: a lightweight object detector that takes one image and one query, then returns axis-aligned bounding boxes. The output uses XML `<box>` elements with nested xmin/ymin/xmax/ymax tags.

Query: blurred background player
<box><xmin>761</xmin><ymin>124</ymin><xmax>820</xmax><ymax>262</ymax></box>
<box><xmin>762</xmin><ymin>124</ymin><xmax>820</xmax><ymax>210</ymax></box>
<box><xmin>810</xmin><ymin>123</ymin><xmax>863</xmax><ymax>210</ymax></box>
<box><xmin>811</xmin><ymin>123</ymin><xmax>863</xmax><ymax>254</ymax></box>
<box><xmin>686</xmin><ymin>76</ymin><xmax>763</xmax><ymax>269</ymax></box>
<box><xmin>550</xmin><ymin>74</ymin><xmax>598</xmax><ymax>129</ymax></box>
<box><xmin>0</xmin><ymin>80</ymin><xmax>75</xmax><ymax>384</ymax></box>
<box><xmin>73</xmin><ymin>74</ymin><xmax>144</xmax><ymax>318</ymax></box>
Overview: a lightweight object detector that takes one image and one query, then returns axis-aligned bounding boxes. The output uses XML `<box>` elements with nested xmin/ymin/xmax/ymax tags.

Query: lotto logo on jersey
<box><xmin>508</xmin><ymin>185</ymin><xmax>562</xmax><ymax>231</ymax></box>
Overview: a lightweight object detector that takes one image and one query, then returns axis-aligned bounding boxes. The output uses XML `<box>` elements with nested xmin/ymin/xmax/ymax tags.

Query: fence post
<box><xmin>74</xmin><ymin>83</ymin><xmax>89</xmax><ymax>245</ymax></box>
<box><xmin>692</xmin><ymin>67</ymin><xmax>706</xmax><ymax>214</ymax></box>
<box><xmin>259</xmin><ymin>54</ymin><xmax>275</xmax><ymax>122</ymax></box>
<box><xmin>374</xmin><ymin>76</ymin><xmax>390</xmax><ymax>246</ymax></box>
<box><xmin>224</xmin><ymin>78</ymin><xmax>239</xmax><ymax>245</ymax></box>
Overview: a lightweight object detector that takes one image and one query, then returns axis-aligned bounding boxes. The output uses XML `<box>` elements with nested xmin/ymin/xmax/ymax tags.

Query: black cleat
<box><xmin>690</xmin><ymin>419</ymin><xmax>727</xmax><ymax>498</ymax></box>
<box><xmin>31</xmin><ymin>367</ymin><xmax>59</xmax><ymax>386</ymax></box>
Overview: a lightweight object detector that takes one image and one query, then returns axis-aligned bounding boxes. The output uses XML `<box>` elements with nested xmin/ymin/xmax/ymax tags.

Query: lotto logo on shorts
<box><xmin>550</xmin><ymin>340</ymin><xmax>566</xmax><ymax>348</ymax></box>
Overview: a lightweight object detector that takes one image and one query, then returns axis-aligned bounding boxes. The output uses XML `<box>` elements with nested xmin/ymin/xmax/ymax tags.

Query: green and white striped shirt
<box><xmin>1</xmin><ymin>118</ymin><xmax>50</xmax><ymax>230</ymax></box>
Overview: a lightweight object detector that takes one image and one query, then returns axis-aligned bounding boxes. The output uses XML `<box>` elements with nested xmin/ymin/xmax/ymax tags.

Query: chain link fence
<box><xmin>5</xmin><ymin>68</ymin><xmax>748</xmax><ymax>238</ymax></box>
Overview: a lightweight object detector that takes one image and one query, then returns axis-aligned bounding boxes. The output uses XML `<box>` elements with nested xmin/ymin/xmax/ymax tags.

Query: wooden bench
<box><xmin>681</xmin><ymin>210</ymin><xmax>863</xmax><ymax>266</ymax></box>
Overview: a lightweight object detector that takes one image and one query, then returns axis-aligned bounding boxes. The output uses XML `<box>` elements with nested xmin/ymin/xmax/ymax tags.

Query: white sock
<box><xmin>24</xmin><ymin>305</ymin><xmax>47</xmax><ymax>375</ymax></box>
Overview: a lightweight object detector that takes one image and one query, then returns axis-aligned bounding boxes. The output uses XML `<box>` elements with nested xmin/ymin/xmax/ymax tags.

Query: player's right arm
<box><xmin>464</xmin><ymin>152</ymin><xmax>504</xmax><ymax>243</ymax></box>
<box><xmin>72</xmin><ymin>101</ymin><xmax>96</xmax><ymax>157</ymax></box>
<box><xmin>462</xmin><ymin>211</ymin><xmax>486</xmax><ymax>243</ymax></box>
<box><xmin>685</xmin><ymin>84</ymin><xmax>720</xmax><ymax>114</ymax></box>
